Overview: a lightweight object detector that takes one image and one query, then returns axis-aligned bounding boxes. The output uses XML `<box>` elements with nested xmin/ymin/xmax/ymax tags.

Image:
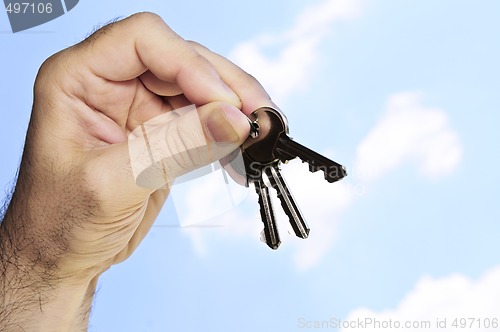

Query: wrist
<box><xmin>0</xmin><ymin>214</ymin><xmax>100</xmax><ymax>331</ymax></box>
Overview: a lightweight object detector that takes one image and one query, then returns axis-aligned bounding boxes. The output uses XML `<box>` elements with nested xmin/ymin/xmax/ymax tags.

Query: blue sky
<box><xmin>1</xmin><ymin>0</ymin><xmax>500</xmax><ymax>331</ymax></box>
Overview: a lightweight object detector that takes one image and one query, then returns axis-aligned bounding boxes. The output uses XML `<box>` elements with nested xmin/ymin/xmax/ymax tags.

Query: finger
<box><xmin>76</xmin><ymin>12</ymin><xmax>241</xmax><ymax>108</ymax></box>
<box><xmin>188</xmin><ymin>41</ymin><xmax>278</xmax><ymax>116</ymax></box>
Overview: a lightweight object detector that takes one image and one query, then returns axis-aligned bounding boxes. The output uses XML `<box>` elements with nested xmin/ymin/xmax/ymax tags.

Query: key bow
<box><xmin>242</xmin><ymin>107</ymin><xmax>288</xmax><ymax>166</ymax></box>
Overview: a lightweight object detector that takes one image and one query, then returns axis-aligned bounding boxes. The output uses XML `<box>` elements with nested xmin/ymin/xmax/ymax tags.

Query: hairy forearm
<box><xmin>0</xmin><ymin>170</ymin><xmax>98</xmax><ymax>331</ymax></box>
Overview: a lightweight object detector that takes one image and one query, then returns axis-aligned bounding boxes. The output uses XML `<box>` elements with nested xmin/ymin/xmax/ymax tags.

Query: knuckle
<box><xmin>128</xmin><ymin>12</ymin><xmax>174</xmax><ymax>33</ymax></box>
<box><xmin>130</xmin><ymin>11</ymin><xmax>163</xmax><ymax>24</ymax></box>
<box><xmin>35</xmin><ymin>51</ymin><xmax>62</xmax><ymax>92</ymax></box>
<box><xmin>187</xmin><ymin>40</ymin><xmax>209</xmax><ymax>52</ymax></box>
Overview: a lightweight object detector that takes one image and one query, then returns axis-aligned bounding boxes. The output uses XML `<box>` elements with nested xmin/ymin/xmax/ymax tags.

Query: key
<box><xmin>276</xmin><ymin>138</ymin><xmax>346</xmax><ymax>182</ymax></box>
<box><xmin>265</xmin><ymin>164</ymin><xmax>309</xmax><ymax>239</ymax></box>
<box><xmin>244</xmin><ymin>146</ymin><xmax>282</xmax><ymax>249</ymax></box>
<box><xmin>242</xmin><ymin>106</ymin><xmax>347</xmax><ymax>249</ymax></box>
<box><xmin>244</xmin><ymin>108</ymin><xmax>347</xmax><ymax>183</ymax></box>
<box><xmin>245</xmin><ymin>160</ymin><xmax>287</xmax><ymax>249</ymax></box>
<box><xmin>243</xmin><ymin>110</ymin><xmax>288</xmax><ymax>249</ymax></box>
<box><xmin>254</xmin><ymin>178</ymin><xmax>281</xmax><ymax>249</ymax></box>
<box><xmin>247</xmin><ymin>108</ymin><xmax>346</xmax><ymax>182</ymax></box>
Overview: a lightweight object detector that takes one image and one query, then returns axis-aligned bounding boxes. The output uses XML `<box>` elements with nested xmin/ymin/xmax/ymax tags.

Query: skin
<box><xmin>0</xmin><ymin>12</ymin><xmax>275</xmax><ymax>331</ymax></box>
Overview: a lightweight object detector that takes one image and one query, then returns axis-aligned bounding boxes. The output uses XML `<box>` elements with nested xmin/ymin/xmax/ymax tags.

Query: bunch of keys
<box><xmin>240</xmin><ymin>107</ymin><xmax>347</xmax><ymax>250</ymax></box>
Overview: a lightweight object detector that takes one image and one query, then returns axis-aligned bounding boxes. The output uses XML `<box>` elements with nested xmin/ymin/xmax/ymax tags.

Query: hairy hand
<box><xmin>1</xmin><ymin>12</ymin><xmax>275</xmax><ymax>283</ymax></box>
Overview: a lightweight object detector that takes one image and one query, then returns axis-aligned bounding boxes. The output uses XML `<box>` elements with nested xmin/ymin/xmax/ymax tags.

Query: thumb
<box><xmin>128</xmin><ymin>102</ymin><xmax>250</xmax><ymax>190</ymax></box>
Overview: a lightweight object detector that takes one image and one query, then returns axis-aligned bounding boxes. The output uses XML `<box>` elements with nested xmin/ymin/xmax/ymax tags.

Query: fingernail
<box><xmin>207</xmin><ymin>105</ymin><xmax>250</xmax><ymax>143</ymax></box>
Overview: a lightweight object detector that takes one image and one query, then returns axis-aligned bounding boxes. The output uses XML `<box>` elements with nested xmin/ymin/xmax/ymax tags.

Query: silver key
<box><xmin>242</xmin><ymin>107</ymin><xmax>347</xmax><ymax>249</ymax></box>
<box><xmin>265</xmin><ymin>164</ymin><xmax>309</xmax><ymax>239</ymax></box>
<box><xmin>254</xmin><ymin>178</ymin><xmax>280</xmax><ymax>249</ymax></box>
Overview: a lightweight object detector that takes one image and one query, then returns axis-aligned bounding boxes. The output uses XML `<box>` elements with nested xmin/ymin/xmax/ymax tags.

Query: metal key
<box><xmin>254</xmin><ymin>177</ymin><xmax>281</xmax><ymax>249</ymax></box>
<box><xmin>242</xmin><ymin>115</ymin><xmax>282</xmax><ymax>249</ymax></box>
<box><xmin>242</xmin><ymin>107</ymin><xmax>347</xmax><ymax>249</ymax></box>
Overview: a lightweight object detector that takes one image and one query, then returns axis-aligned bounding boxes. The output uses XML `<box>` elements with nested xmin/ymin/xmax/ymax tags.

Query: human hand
<box><xmin>0</xmin><ymin>12</ymin><xmax>274</xmax><ymax>330</ymax></box>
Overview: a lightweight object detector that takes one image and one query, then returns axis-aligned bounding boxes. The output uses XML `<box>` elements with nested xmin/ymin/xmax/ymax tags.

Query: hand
<box><xmin>0</xmin><ymin>12</ymin><xmax>274</xmax><ymax>330</ymax></box>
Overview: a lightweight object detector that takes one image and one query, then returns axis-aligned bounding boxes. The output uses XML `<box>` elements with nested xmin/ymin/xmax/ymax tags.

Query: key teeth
<box><xmin>325</xmin><ymin>165</ymin><xmax>348</xmax><ymax>183</ymax></box>
<box><xmin>308</xmin><ymin>163</ymin><xmax>348</xmax><ymax>183</ymax></box>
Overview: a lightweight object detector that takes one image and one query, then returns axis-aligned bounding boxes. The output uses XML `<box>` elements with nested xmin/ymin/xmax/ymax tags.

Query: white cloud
<box><xmin>173</xmin><ymin>91</ymin><xmax>463</xmax><ymax>271</ymax></box>
<box><xmin>355</xmin><ymin>92</ymin><xmax>463</xmax><ymax>181</ymax></box>
<box><xmin>229</xmin><ymin>0</ymin><xmax>363</xmax><ymax>103</ymax></box>
<box><xmin>342</xmin><ymin>266</ymin><xmax>500</xmax><ymax>331</ymax></box>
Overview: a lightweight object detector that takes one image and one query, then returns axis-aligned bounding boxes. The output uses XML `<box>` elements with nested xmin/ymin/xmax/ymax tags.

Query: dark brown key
<box><xmin>242</xmin><ymin>107</ymin><xmax>347</xmax><ymax>249</ymax></box>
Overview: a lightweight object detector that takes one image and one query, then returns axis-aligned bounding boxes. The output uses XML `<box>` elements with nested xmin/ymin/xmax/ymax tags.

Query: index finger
<box><xmin>188</xmin><ymin>41</ymin><xmax>279</xmax><ymax>116</ymax></box>
<box><xmin>77</xmin><ymin>12</ymin><xmax>241</xmax><ymax>107</ymax></box>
